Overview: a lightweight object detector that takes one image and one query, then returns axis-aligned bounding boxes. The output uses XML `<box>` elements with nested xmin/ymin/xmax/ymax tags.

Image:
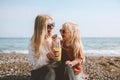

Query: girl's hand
<box><xmin>65</xmin><ymin>61</ymin><xmax>74</xmax><ymax>67</ymax></box>
<box><xmin>52</xmin><ymin>34</ymin><xmax>57</xmax><ymax>41</ymax></box>
<box><xmin>66</xmin><ymin>60</ymin><xmax>80</xmax><ymax>67</ymax></box>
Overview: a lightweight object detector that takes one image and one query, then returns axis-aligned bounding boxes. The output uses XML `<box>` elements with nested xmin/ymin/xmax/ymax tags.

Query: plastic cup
<box><xmin>53</xmin><ymin>48</ymin><xmax>61</xmax><ymax>61</ymax></box>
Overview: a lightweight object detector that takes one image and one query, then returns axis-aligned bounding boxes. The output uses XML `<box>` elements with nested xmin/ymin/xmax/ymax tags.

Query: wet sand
<box><xmin>0</xmin><ymin>54</ymin><xmax>120</xmax><ymax>80</ymax></box>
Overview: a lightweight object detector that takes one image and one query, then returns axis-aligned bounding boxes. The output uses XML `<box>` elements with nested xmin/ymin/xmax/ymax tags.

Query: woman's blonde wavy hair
<box><xmin>62</xmin><ymin>22</ymin><xmax>83</xmax><ymax>58</ymax></box>
<box><xmin>31</xmin><ymin>14</ymin><xmax>52</xmax><ymax>59</ymax></box>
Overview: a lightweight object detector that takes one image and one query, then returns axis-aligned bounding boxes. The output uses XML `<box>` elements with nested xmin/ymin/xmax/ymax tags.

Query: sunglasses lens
<box><xmin>60</xmin><ymin>29</ymin><xmax>62</xmax><ymax>32</ymax></box>
<box><xmin>60</xmin><ymin>29</ymin><xmax>65</xmax><ymax>34</ymax></box>
<box><xmin>47</xmin><ymin>22</ymin><xmax>55</xmax><ymax>27</ymax></box>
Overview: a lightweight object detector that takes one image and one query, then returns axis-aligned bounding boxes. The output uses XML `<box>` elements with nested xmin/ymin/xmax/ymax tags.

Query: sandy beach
<box><xmin>0</xmin><ymin>54</ymin><xmax>120</xmax><ymax>80</ymax></box>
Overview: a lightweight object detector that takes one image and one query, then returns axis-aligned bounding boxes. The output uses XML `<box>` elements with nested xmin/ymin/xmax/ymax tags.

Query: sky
<box><xmin>0</xmin><ymin>0</ymin><xmax>120</xmax><ymax>38</ymax></box>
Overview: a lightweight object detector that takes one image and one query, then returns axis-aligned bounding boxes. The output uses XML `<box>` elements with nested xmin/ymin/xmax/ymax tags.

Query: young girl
<box><xmin>60</xmin><ymin>22</ymin><xmax>85</xmax><ymax>80</ymax></box>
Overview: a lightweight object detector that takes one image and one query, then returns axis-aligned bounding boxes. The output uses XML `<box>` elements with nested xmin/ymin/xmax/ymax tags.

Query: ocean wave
<box><xmin>0</xmin><ymin>49</ymin><xmax>120</xmax><ymax>56</ymax></box>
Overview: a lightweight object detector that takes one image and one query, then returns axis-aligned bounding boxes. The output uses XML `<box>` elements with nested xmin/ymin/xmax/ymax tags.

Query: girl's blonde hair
<box><xmin>62</xmin><ymin>22</ymin><xmax>83</xmax><ymax>58</ymax></box>
<box><xmin>31</xmin><ymin>14</ymin><xmax>52</xmax><ymax>59</ymax></box>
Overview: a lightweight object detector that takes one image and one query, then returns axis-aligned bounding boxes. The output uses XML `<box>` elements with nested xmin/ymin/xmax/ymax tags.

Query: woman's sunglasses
<box><xmin>47</xmin><ymin>22</ymin><xmax>55</xmax><ymax>28</ymax></box>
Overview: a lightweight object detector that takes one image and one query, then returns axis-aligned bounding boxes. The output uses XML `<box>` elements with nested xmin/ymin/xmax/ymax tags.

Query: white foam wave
<box><xmin>84</xmin><ymin>50</ymin><xmax>120</xmax><ymax>56</ymax></box>
<box><xmin>0</xmin><ymin>50</ymin><xmax>28</xmax><ymax>54</ymax></box>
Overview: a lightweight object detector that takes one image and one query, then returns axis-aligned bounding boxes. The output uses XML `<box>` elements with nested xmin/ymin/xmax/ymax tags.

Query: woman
<box><xmin>60</xmin><ymin>22</ymin><xmax>85</xmax><ymax>80</ymax></box>
<box><xmin>28</xmin><ymin>14</ymin><xmax>56</xmax><ymax>80</ymax></box>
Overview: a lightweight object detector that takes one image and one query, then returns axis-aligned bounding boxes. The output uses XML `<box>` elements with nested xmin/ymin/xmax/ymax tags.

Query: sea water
<box><xmin>0</xmin><ymin>38</ymin><xmax>29</xmax><ymax>54</ymax></box>
<box><xmin>0</xmin><ymin>37</ymin><xmax>120</xmax><ymax>56</ymax></box>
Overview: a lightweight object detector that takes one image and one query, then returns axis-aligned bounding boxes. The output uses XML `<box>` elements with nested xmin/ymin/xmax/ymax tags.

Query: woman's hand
<box><xmin>46</xmin><ymin>51</ymin><xmax>55</xmax><ymax>60</ymax></box>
